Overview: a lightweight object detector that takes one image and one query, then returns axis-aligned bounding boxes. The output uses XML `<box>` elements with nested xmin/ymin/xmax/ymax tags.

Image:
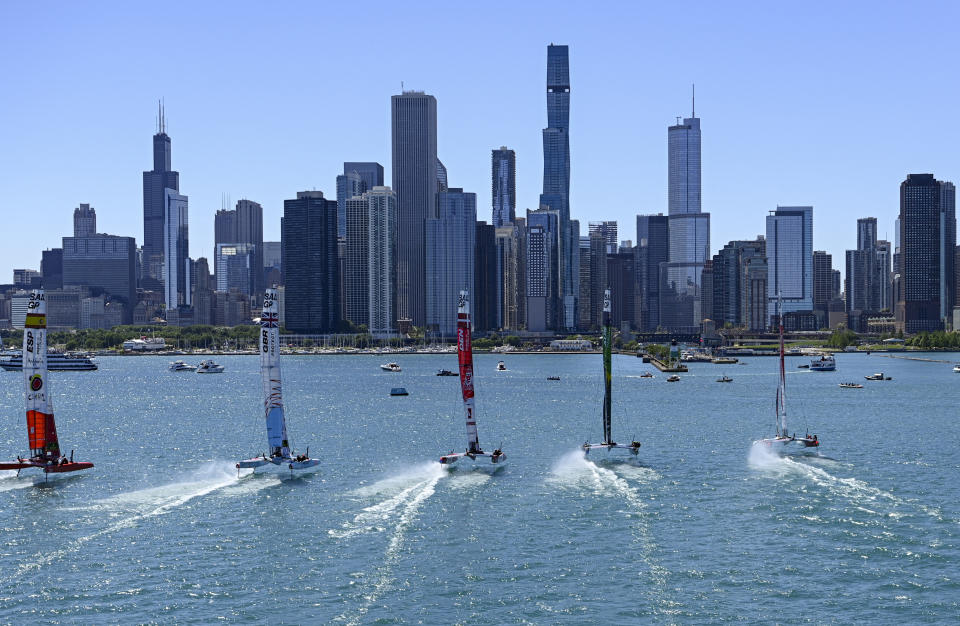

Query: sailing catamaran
<box><xmin>583</xmin><ymin>289</ymin><xmax>641</xmax><ymax>456</ymax></box>
<box><xmin>754</xmin><ymin>295</ymin><xmax>819</xmax><ymax>454</ymax></box>
<box><xmin>237</xmin><ymin>289</ymin><xmax>319</xmax><ymax>475</ymax></box>
<box><xmin>439</xmin><ymin>291</ymin><xmax>506</xmax><ymax>467</ymax></box>
<box><xmin>0</xmin><ymin>290</ymin><xmax>94</xmax><ymax>479</ymax></box>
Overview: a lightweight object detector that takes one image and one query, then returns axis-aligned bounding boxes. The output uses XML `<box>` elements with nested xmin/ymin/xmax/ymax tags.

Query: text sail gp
<box><xmin>236</xmin><ymin>288</ymin><xmax>319</xmax><ymax>475</ymax></box>
<box><xmin>439</xmin><ymin>290</ymin><xmax>506</xmax><ymax>467</ymax></box>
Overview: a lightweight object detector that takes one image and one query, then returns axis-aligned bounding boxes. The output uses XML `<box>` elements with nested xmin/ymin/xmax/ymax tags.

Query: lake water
<box><xmin>0</xmin><ymin>352</ymin><xmax>958</xmax><ymax>623</ymax></box>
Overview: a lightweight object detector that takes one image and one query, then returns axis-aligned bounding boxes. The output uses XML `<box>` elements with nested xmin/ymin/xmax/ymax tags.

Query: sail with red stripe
<box><xmin>23</xmin><ymin>290</ymin><xmax>60</xmax><ymax>460</ymax></box>
<box><xmin>457</xmin><ymin>290</ymin><xmax>480</xmax><ymax>453</ymax></box>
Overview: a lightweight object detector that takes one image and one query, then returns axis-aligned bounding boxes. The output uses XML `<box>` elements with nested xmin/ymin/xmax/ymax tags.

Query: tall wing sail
<box><xmin>260</xmin><ymin>289</ymin><xmax>289</xmax><ymax>458</ymax></box>
<box><xmin>777</xmin><ymin>293</ymin><xmax>787</xmax><ymax>437</ymax></box>
<box><xmin>24</xmin><ymin>290</ymin><xmax>59</xmax><ymax>459</ymax></box>
<box><xmin>457</xmin><ymin>290</ymin><xmax>480</xmax><ymax>453</ymax></box>
<box><xmin>602</xmin><ymin>288</ymin><xmax>612</xmax><ymax>444</ymax></box>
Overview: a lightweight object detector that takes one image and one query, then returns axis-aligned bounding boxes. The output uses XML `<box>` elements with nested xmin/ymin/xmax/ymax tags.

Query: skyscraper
<box><xmin>636</xmin><ymin>214</ymin><xmax>670</xmax><ymax>331</ymax></box>
<box><xmin>345</xmin><ymin>186</ymin><xmax>398</xmax><ymax>335</ymax></box>
<box><xmin>857</xmin><ymin>217</ymin><xmax>878</xmax><ymax>251</ymax></box>
<box><xmin>391</xmin><ymin>91</ymin><xmax>438</xmax><ymax>327</ymax></box>
<box><xmin>540</xmin><ymin>44</ymin><xmax>576</xmax><ymax>330</ymax></box>
<box><xmin>766</xmin><ymin>206</ymin><xmax>814</xmax><ymax>325</ymax></box>
<box><xmin>163</xmin><ymin>190</ymin><xmax>190</xmax><ymax>310</ymax></box>
<box><xmin>897</xmin><ymin>174</ymin><xmax>956</xmax><ymax>332</ymax></box>
<box><xmin>282</xmin><ymin>191</ymin><xmax>339</xmax><ymax>333</ymax></box>
<box><xmin>491</xmin><ymin>147</ymin><xmax>516</xmax><ymax>227</ymax></box>
<box><xmin>425</xmin><ymin>189</ymin><xmax>476</xmax><ymax>337</ymax></box>
<box><xmin>812</xmin><ymin>250</ymin><xmax>833</xmax><ymax>326</ymax></box>
<box><xmin>73</xmin><ymin>204</ymin><xmax>96</xmax><ymax>237</ymax></box>
<box><xmin>589</xmin><ymin>221</ymin><xmax>618</xmax><ymax>254</ymax></box>
<box><xmin>41</xmin><ymin>248</ymin><xmax>63</xmax><ymax>291</ymax></box>
<box><xmin>343</xmin><ymin>162</ymin><xmax>385</xmax><ymax>192</ymax></box>
<box><xmin>62</xmin><ymin>233</ymin><xmax>136</xmax><ymax>323</ymax></box>
<box><xmin>495</xmin><ymin>222</ymin><xmax>523</xmax><ymax>330</ymax></box>
<box><xmin>475</xmin><ymin>221</ymin><xmax>498</xmax><ymax>331</ymax></box>
<box><xmin>664</xmin><ymin>102</ymin><xmax>710</xmax><ymax>331</ymax></box>
<box><xmin>337</xmin><ymin>162</ymin><xmax>385</xmax><ymax>238</ymax></box>
<box><xmin>142</xmin><ymin>104</ymin><xmax>180</xmax><ymax>289</ymax></box>
<box><xmin>711</xmin><ymin>238</ymin><xmax>765</xmax><ymax>327</ymax></box>
<box><xmin>526</xmin><ymin>208</ymin><xmax>560</xmax><ymax>331</ymax></box>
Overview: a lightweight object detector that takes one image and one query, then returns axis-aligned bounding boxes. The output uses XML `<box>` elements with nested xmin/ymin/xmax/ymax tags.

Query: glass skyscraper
<box><xmin>765</xmin><ymin>206</ymin><xmax>814</xmax><ymax>324</ymax></box>
<box><xmin>491</xmin><ymin>147</ymin><xmax>516</xmax><ymax>227</ymax></box>
<box><xmin>142</xmin><ymin>104</ymin><xmax>180</xmax><ymax>290</ymax></box>
<box><xmin>426</xmin><ymin>189</ymin><xmax>476</xmax><ymax>337</ymax></box>
<box><xmin>282</xmin><ymin>191</ymin><xmax>339</xmax><ymax>333</ymax></box>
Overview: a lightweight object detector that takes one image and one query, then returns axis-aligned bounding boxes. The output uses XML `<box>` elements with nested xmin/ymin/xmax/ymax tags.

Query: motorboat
<box><xmin>236</xmin><ymin>290</ymin><xmax>319</xmax><ymax>476</ymax></box>
<box><xmin>810</xmin><ymin>354</ymin><xmax>836</xmax><ymax>371</ymax></box>
<box><xmin>640</xmin><ymin>372</ymin><xmax>653</xmax><ymax>378</ymax></box>
<box><xmin>547</xmin><ymin>376</ymin><xmax>561</xmax><ymax>381</ymax></box>
<box><xmin>0</xmin><ymin>351</ymin><xmax>98</xmax><ymax>371</ymax></box>
<box><xmin>390</xmin><ymin>387</ymin><xmax>409</xmax><ymax>396</ymax></box>
<box><xmin>753</xmin><ymin>294</ymin><xmax>820</xmax><ymax>455</ymax></box>
<box><xmin>196</xmin><ymin>360</ymin><xmax>225</xmax><ymax>374</ymax></box>
<box><xmin>582</xmin><ymin>289</ymin><xmax>641</xmax><ymax>458</ymax></box>
<box><xmin>496</xmin><ymin>360</ymin><xmax>507</xmax><ymax>371</ymax></box>
<box><xmin>712</xmin><ymin>357</ymin><xmax>738</xmax><ymax>365</ymax></box>
<box><xmin>716</xmin><ymin>375</ymin><xmax>733</xmax><ymax>383</ymax></box>
<box><xmin>839</xmin><ymin>382</ymin><xmax>863</xmax><ymax>388</ymax></box>
<box><xmin>380</xmin><ymin>362</ymin><xmax>402</xmax><ymax>372</ymax></box>
<box><xmin>953</xmin><ymin>364</ymin><xmax>960</xmax><ymax>373</ymax></box>
<box><xmin>864</xmin><ymin>372</ymin><xmax>890</xmax><ymax>381</ymax></box>
<box><xmin>438</xmin><ymin>291</ymin><xmax>506</xmax><ymax>468</ymax></box>
<box><xmin>436</xmin><ymin>369</ymin><xmax>457</xmax><ymax>376</ymax></box>
<box><xmin>666</xmin><ymin>375</ymin><xmax>681</xmax><ymax>382</ymax></box>
<box><xmin>169</xmin><ymin>360</ymin><xmax>196</xmax><ymax>372</ymax></box>
<box><xmin>797</xmin><ymin>364</ymin><xmax>810</xmax><ymax>369</ymax></box>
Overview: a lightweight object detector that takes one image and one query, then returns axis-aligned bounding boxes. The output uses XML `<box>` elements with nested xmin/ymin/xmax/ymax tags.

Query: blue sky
<box><xmin>2</xmin><ymin>1</ymin><xmax>958</xmax><ymax>280</ymax></box>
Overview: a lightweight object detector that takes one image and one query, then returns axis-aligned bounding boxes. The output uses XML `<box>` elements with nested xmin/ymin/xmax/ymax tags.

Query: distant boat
<box><xmin>236</xmin><ymin>289</ymin><xmax>319</xmax><ymax>476</ymax></box>
<box><xmin>380</xmin><ymin>362</ymin><xmax>402</xmax><ymax>372</ymax></box>
<box><xmin>797</xmin><ymin>364</ymin><xmax>810</xmax><ymax>369</ymax></box>
<box><xmin>582</xmin><ymin>289</ymin><xmax>641</xmax><ymax>457</ymax></box>
<box><xmin>712</xmin><ymin>357</ymin><xmax>738</xmax><ymax>365</ymax></box>
<box><xmin>640</xmin><ymin>372</ymin><xmax>653</xmax><ymax>378</ymax></box>
<box><xmin>0</xmin><ymin>290</ymin><xmax>94</xmax><ymax>479</ymax></box>
<box><xmin>839</xmin><ymin>382</ymin><xmax>863</xmax><ymax>388</ymax></box>
<box><xmin>196</xmin><ymin>360</ymin><xmax>224</xmax><ymax>374</ymax></box>
<box><xmin>390</xmin><ymin>387</ymin><xmax>409</xmax><ymax>396</ymax></box>
<box><xmin>810</xmin><ymin>354</ymin><xmax>836</xmax><ymax>371</ymax></box>
<box><xmin>953</xmin><ymin>364</ymin><xmax>960</xmax><ymax>373</ymax></box>
<box><xmin>169</xmin><ymin>360</ymin><xmax>196</xmax><ymax>372</ymax></box>
<box><xmin>716</xmin><ymin>375</ymin><xmax>733</xmax><ymax>383</ymax></box>
<box><xmin>496</xmin><ymin>360</ymin><xmax>507</xmax><ymax>371</ymax></box>
<box><xmin>547</xmin><ymin>376</ymin><xmax>561</xmax><ymax>381</ymax></box>
<box><xmin>439</xmin><ymin>291</ymin><xmax>506</xmax><ymax>468</ymax></box>
<box><xmin>864</xmin><ymin>372</ymin><xmax>890</xmax><ymax>381</ymax></box>
<box><xmin>0</xmin><ymin>351</ymin><xmax>97</xmax><ymax>371</ymax></box>
<box><xmin>753</xmin><ymin>294</ymin><xmax>820</xmax><ymax>454</ymax></box>
<box><xmin>666</xmin><ymin>375</ymin><xmax>680</xmax><ymax>382</ymax></box>
<box><xmin>436</xmin><ymin>369</ymin><xmax>457</xmax><ymax>376</ymax></box>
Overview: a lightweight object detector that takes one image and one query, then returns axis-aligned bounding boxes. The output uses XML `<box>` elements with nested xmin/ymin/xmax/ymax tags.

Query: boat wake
<box><xmin>0</xmin><ymin>470</ymin><xmax>35</xmax><ymax>492</ymax></box>
<box><xmin>16</xmin><ymin>462</ymin><xmax>240</xmax><ymax>575</ymax></box>
<box><xmin>334</xmin><ymin>463</ymin><xmax>446</xmax><ymax>625</ymax></box>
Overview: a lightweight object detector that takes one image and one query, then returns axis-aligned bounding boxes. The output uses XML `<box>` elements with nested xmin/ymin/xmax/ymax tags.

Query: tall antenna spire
<box><xmin>157</xmin><ymin>99</ymin><xmax>162</xmax><ymax>133</ymax></box>
<box><xmin>692</xmin><ymin>83</ymin><xmax>696</xmax><ymax>118</ymax></box>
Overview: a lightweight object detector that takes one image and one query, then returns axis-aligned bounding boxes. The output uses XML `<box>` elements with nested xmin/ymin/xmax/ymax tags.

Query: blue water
<box><xmin>0</xmin><ymin>352</ymin><xmax>958</xmax><ymax>623</ymax></box>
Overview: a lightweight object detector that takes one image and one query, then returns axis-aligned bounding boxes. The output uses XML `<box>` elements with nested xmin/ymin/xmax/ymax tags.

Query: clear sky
<box><xmin>2</xmin><ymin>1</ymin><xmax>958</xmax><ymax>281</ymax></box>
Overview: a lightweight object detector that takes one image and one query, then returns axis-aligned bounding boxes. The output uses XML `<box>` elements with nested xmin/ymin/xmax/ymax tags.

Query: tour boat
<box><xmin>169</xmin><ymin>360</ymin><xmax>196</xmax><ymax>372</ymax></box>
<box><xmin>197</xmin><ymin>360</ymin><xmax>224</xmax><ymax>374</ymax></box>
<box><xmin>236</xmin><ymin>290</ymin><xmax>319</xmax><ymax>476</ymax></box>
<box><xmin>439</xmin><ymin>291</ymin><xmax>506</xmax><ymax>468</ymax></box>
<box><xmin>496</xmin><ymin>360</ymin><xmax>507</xmax><ymax>371</ymax></box>
<box><xmin>380</xmin><ymin>362</ymin><xmax>402</xmax><ymax>372</ymax></box>
<box><xmin>0</xmin><ymin>290</ymin><xmax>94</xmax><ymax>479</ymax></box>
<box><xmin>0</xmin><ymin>351</ymin><xmax>98</xmax><ymax>371</ymax></box>
<box><xmin>810</xmin><ymin>354</ymin><xmax>836</xmax><ymax>371</ymax></box>
<box><xmin>582</xmin><ymin>289</ymin><xmax>641</xmax><ymax>457</ymax></box>
<box><xmin>754</xmin><ymin>295</ymin><xmax>820</xmax><ymax>454</ymax></box>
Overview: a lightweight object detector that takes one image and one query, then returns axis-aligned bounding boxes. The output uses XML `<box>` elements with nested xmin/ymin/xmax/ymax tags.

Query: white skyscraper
<box><xmin>367</xmin><ymin>187</ymin><xmax>398</xmax><ymax>336</ymax></box>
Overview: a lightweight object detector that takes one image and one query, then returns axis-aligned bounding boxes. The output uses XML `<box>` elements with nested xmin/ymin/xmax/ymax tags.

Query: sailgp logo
<box><xmin>30</xmin><ymin>374</ymin><xmax>42</xmax><ymax>391</ymax></box>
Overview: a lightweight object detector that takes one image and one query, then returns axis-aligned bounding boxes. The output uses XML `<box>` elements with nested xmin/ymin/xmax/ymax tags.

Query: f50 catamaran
<box><xmin>754</xmin><ymin>294</ymin><xmax>820</xmax><ymax>454</ymax></box>
<box><xmin>237</xmin><ymin>289</ymin><xmax>319</xmax><ymax>475</ymax></box>
<box><xmin>583</xmin><ymin>289</ymin><xmax>641</xmax><ymax>456</ymax></box>
<box><xmin>0</xmin><ymin>290</ymin><xmax>93</xmax><ymax>479</ymax></box>
<box><xmin>439</xmin><ymin>291</ymin><xmax>506</xmax><ymax>467</ymax></box>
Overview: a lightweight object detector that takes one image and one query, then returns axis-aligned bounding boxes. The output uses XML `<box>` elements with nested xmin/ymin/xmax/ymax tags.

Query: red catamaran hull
<box><xmin>0</xmin><ymin>461</ymin><xmax>93</xmax><ymax>473</ymax></box>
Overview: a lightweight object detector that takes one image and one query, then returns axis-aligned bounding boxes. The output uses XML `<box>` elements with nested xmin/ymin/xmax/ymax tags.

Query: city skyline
<box><xmin>2</xmin><ymin>2</ymin><xmax>959</xmax><ymax>282</ymax></box>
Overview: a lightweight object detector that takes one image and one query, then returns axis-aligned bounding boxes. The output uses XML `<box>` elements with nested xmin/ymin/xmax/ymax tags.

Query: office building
<box><xmin>214</xmin><ymin>200</ymin><xmax>263</xmax><ymax>295</ymax></box>
<box><xmin>475</xmin><ymin>221</ymin><xmax>498</xmax><ymax>331</ymax></box>
<box><xmin>142</xmin><ymin>104</ymin><xmax>180</xmax><ymax>289</ymax></box>
<box><xmin>163</xmin><ymin>190</ymin><xmax>190</xmax><ymax>310</ymax></box>
<box><xmin>897</xmin><ymin>174</ymin><xmax>956</xmax><ymax>332</ymax></box>
<box><xmin>589</xmin><ymin>221</ymin><xmax>618</xmax><ymax>254</ymax></box>
<box><xmin>526</xmin><ymin>208</ymin><xmax>560</xmax><ymax>331</ymax></box>
<box><xmin>41</xmin><ymin>249</ymin><xmax>63</xmax><ymax>291</ymax></box>
<box><xmin>425</xmin><ymin>189</ymin><xmax>476</xmax><ymax>337</ymax></box>
<box><xmin>62</xmin><ymin>233</ymin><xmax>137</xmax><ymax>323</ymax></box>
<box><xmin>391</xmin><ymin>91</ymin><xmax>438</xmax><ymax>326</ymax></box>
<box><xmin>215</xmin><ymin>243</ymin><xmax>256</xmax><ymax>295</ymax></box>
<box><xmin>766</xmin><ymin>206</ymin><xmax>814</xmax><ymax>325</ymax></box>
<box><xmin>812</xmin><ymin>251</ymin><xmax>834</xmax><ymax>326</ymax></box>
<box><xmin>495</xmin><ymin>221</ymin><xmax>524</xmax><ymax>330</ymax></box>
<box><xmin>191</xmin><ymin>256</ymin><xmax>214</xmax><ymax>325</ymax></box>
<box><xmin>337</xmin><ymin>162</ymin><xmax>385</xmax><ymax>242</ymax></box>
<box><xmin>282</xmin><ymin>191</ymin><xmax>339</xmax><ymax>333</ymax></box>
<box><xmin>636</xmin><ymin>214</ymin><xmax>670</xmax><ymax>331</ymax></box>
<box><xmin>13</xmin><ymin>269</ymin><xmax>40</xmax><ymax>289</ymax></box>
<box><xmin>743</xmin><ymin>256</ymin><xmax>769</xmax><ymax>331</ymax></box>
<box><xmin>263</xmin><ymin>241</ymin><xmax>282</xmax><ymax>287</ymax></box>
<box><xmin>577</xmin><ymin>236</ymin><xmax>592</xmax><ymax>331</ymax></box>
<box><xmin>73</xmin><ymin>204</ymin><xmax>96</xmax><ymax>237</ymax></box>
<box><xmin>492</xmin><ymin>147</ymin><xmax>516</xmax><ymax>227</ymax></box>
<box><xmin>606</xmin><ymin>250</ymin><xmax>637</xmax><ymax>329</ymax></box>
<box><xmin>711</xmin><ymin>238</ymin><xmax>765</xmax><ymax>328</ymax></box>
<box><xmin>345</xmin><ymin>187</ymin><xmax>398</xmax><ymax>336</ymax></box>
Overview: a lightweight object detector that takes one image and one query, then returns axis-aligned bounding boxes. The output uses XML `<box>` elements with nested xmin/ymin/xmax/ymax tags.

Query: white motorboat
<box><xmin>864</xmin><ymin>372</ymin><xmax>890</xmax><ymax>381</ymax></box>
<box><xmin>582</xmin><ymin>289</ymin><xmax>641</xmax><ymax>458</ymax></box>
<box><xmin>754</xmin><ymin>294</ymin><xmax>820</xmax><ymax>455</ymax></box>
<box><xmin>438</xmin><ymin>291</ymin><xmax>506</xmax><ymax>468</ymax></box>
<box><xmin>0</xmin><ymin>351</ymin><xmax>98</xmax><ymax>371</ymax></box>
<box><xmin>496</xmin><ymin>360</ymin><xmax>507</xmax><ymax>371</ymax></box>
<box><xmin>716</xmin><ymin>375</ymin><xmax>733</xmax><ymax>383</ymax></box>
<box><xmin>380</xmin><ymin>362</ymin><xmax>401</xmax><ymax>372</ymax></box>
<box><xmin>169</xmin><ymin>360</ymin><xmax>196</xmax><ymax>372</ymax></box>
<box><xmin>196</xmin><ymin>360</ymin><xmax>225</xmax><ymax>374</ymax></box>
<box><xmin>953</xmin><ymin>364</ymin><xmax>960</xmax><ymax>373</ymax></box>
<box><xmin>237</xmin><ymin>290</ymin><xmax>319</xmax><ymax>476</ymax></box>
<box><xmin>810</xmin><ymin>354</ymin><xmax>836</xmax><ymax>371</ymax></box>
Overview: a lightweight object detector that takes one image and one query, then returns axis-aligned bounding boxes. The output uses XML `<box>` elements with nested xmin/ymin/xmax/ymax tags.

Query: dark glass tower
<box><xmin>282</xmin><ymin>191</ymin><xmax>339</xmax><ymax>333</ymax></box>
<box><xmin>142</xmin><ymin>103</ymin><xmax>179</xmax><ymax>290</ymax></box>
<box><xmin>491</xmin><ymin>147</ymin><xmax>516</xmax><ymax>227</ymax></box>
<box><xmin>636</xmin><ymin>214</ymin><xmax>670</xmax><ymax>331</ymax></box>
<box><xmin>540</xmin><ymin>44</ymin><xmax>575</xmax><ymax>330</ymax></box>
<box><xmin>897</xmin><ymin>174</ymin><xmax>956</xmax><ymax>332</ymax></box>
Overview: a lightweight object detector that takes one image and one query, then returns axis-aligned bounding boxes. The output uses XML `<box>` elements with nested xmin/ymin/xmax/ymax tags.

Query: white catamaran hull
<box><xmin>439</xmin><ymin>451</ymin><xmax>507</xmax><ymax>468</ymax></box>
<box><xmin>583</xmin><ymin>443</ymin><xmax>641</xmax><ymax>456</ymax></box>
<box><xmin>237</xmin><ymin>456</ymin><xmax>320</xmax><ymax>474</ymax></box>
<box><xmin>754</xmin><ymin>437</ymin><xmax>820</xmax><ymax>455</ymax></box>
